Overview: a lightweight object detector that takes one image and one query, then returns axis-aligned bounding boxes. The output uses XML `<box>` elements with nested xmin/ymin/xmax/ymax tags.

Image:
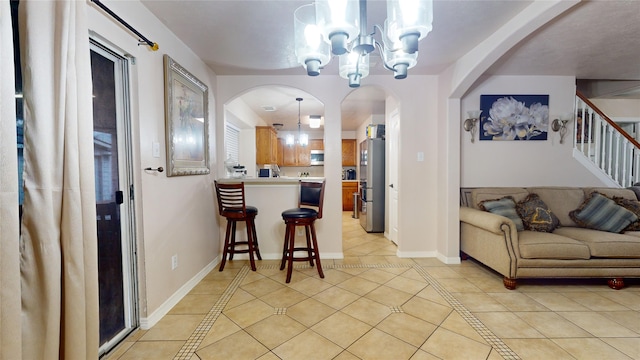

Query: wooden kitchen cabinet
<box><xmin>277</xmin><ymin>138</ymin><xmax>284</xmax><ymax>166</ymax></box>
<box><xmin>256</xmin><ymin>126</ymin><xmax>278</xmax><ymax>165</ymax></box>
<box><xmin>342</xmin><ymin>139</ymin><xmax>357</xmax><ymax>166</ymax></box>
<box><xmin>342</xmin><ymin>181</ymin><xmax>358</xmax><ymax>211</ymax></box>
<box><xmin>282</xmin><ymin>144</ymin><xmax>310</xmax><ymax>166</ymax></box>
<box><xmin>310</xmin><ymin>139</ymin><xmax>324</xmax><ymax>151</ymax></box>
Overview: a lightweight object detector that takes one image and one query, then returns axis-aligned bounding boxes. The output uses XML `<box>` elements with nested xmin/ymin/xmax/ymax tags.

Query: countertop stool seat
<box><xmin>280</xmin><ymin>180</ymin><xmax>326</xmax><ymax>283</ymax></box>
<box><xmin>214</xmin><ymin>181</ymin><xmax>262</xmax><ymax>271</ymax></box>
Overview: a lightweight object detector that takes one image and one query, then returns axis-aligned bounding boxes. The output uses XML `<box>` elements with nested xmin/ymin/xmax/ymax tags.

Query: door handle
<box><xmin>115</xmin><ymin>191</ymin><xmax>124</xmax><ymax>205</ymax></box>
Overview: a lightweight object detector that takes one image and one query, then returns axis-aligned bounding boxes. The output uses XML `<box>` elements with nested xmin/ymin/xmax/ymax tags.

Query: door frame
<box><xmin>90</xmin><ymin>38</ymin><xmax>140</xmax><ymax>356</ymax></box>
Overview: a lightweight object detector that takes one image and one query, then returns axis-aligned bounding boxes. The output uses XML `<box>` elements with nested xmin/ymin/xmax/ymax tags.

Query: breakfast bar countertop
<box><xmin>216</xmin><ymin>176</ymin><xmax>325</xmax><ymax>184</ymax></box>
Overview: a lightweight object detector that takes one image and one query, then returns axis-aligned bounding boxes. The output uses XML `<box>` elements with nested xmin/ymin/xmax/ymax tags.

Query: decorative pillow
<box><xmin>516</xmin><ymin>193</ymin><xmax>560</xmax><ymax>232</ymax></box>
<box><xmin>478</xmin><ymin>196</ymin><xmax>524</xmax><ymax>231</ymax></box>
<box><xmin>613</xmin><ymin>197</ymin><xmax>640</xmax><ymax>231</ymax></box>
<box><xmin>569</xmin><ymin>192</ymin><xmax>638</xmax><ymax>233</ymax></box>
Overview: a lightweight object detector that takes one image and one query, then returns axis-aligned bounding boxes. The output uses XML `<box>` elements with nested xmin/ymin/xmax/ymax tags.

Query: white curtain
<box><xmin>0</xmin><ymin>1</ymin><xmax>22</xmax><ymax>359</ymax></box>
<box><xmin>19</xmin><ymin>1</ymin><xmax>99</xmax><ymax>359</ymax></box>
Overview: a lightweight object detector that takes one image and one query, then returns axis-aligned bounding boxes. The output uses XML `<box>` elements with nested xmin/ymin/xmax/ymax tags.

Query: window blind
<box><xmin>225</xmin><ymin>124</ymin><xmax>240</xmax><ymax>163</ymax></box>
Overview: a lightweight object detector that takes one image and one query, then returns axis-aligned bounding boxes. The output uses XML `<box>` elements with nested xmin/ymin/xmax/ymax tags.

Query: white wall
<box><xmin>461</xmin><ymin>75</ymin><xmax>608</xmax><ymax>187</ymax></box>
<box><xmin>87</xmin><ymin>1</ymin><xmax>219</xmax><ymax>324</ymax></box>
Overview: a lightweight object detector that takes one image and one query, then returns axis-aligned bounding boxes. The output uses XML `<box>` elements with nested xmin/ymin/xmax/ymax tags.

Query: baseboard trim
<box><xmin>140</xmin><ymin>257</ymin><xmax>219</xmax><ymax>329</ymax></box>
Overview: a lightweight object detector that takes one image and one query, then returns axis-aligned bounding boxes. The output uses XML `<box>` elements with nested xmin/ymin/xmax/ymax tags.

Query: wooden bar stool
<box><xmin>280</xmin><ymin>180</ymin><xmax>326</xmax><ymax>283</ymax></box>
<box><xmin>214</xmin><ymin>181</ymin><xmax>261</xmax><ymax>271</ymax></box>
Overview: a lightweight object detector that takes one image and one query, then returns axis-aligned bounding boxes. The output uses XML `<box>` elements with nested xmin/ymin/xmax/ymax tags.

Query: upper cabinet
<box><xmin>310</xmin><ymin>139</ymin><xmax>324</xmax><ymax>151</ymax></box>
<box><xmin>256</xmin><ymin>126</ymin><xmax>278</xmax><ymax>165</ymax></box>
<box><xmin>282</xmin><ymin>142</ymin><xmax>310</xmax><ymax>166</ymax></box>
<box><xmin>342</xmin><ymin>139</ymin><xmax>357</xmax><ymax>166</ymax></box>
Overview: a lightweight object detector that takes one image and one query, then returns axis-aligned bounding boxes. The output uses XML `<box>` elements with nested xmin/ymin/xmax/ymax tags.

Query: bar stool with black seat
<box><xmin>280</xmin><ymin>180</ymin><xmax>326</xmax><ymax>283</ymax></box>
<box><xmin>214</xmin><ymin>181</ymin><xmax>262</xmax><ymax>271</ymax></box>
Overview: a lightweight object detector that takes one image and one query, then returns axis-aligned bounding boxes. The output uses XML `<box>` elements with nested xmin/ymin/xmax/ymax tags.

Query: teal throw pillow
<box><xmin>613</xmin><ymin>197</ymin><xmax>640</xmax><ymax>231</ymax></box>
<box><xmin>516</xmin><ymin>193</ymin><xmax>560</xmax><ymax>233</ymax></box>
<box><xmin>478</xmin><ymin>196</ymin><xmax>524</xmax><ymax>231</ymax></box>
<box><xmin>569</xmin><ymin>192</ymin><xmax>638</xmax><ymax>233</ymax></box>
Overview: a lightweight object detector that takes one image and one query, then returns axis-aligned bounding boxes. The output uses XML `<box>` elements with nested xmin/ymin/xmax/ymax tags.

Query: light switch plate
<box><xmin>152</xmin><ymin>142</ymin><xmax>160</xmax><ymax>158</ymax></box>
<box><xmin>417</xmin><ymin>151</ymin><xmax>424</xmax><ymax>162</ymax></box>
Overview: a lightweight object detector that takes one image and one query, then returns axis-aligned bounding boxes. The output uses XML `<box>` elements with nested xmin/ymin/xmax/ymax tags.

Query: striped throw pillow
<box><xmin>570</xmin><ymin>192</ymin><xmax>638</xmax><ymax>233</ymax></box>
<box><xmin>478</xmin><ymin>196</ymin><xmax>524</xmax><ymax>231</ymax></box>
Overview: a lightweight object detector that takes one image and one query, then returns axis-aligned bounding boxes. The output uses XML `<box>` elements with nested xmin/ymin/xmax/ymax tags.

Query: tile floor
<box><xmin>103</xmin><ymin>212</ymin><xmax>640</xmax><ymax>360</ymax></box>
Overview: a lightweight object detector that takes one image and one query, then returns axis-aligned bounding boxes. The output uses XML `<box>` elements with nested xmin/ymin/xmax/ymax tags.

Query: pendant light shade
<box><xmin>287</xmin><ymin>98</ymin><xmax>309</xmax><ymax>147</ymax></box>
<box><xmin>315</xmin><ymin>0</ymin><xmax>360</xmax><ymax>55</ymax></box>
<box><xmin>295</xmin><ymin>4</ymin><xmax>332</xmax><ymax>76</ymax></box>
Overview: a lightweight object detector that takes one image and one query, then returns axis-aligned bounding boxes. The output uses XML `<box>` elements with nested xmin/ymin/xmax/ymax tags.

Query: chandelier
<box><xmin>294</xmin><ymin>0</ymin><xmax>433</xmax><ymax>87</ymax></box>
<box><xmin>286</xmin><ymin>98</ymin><xmax>309</xmax><ymax>147</ymax></box>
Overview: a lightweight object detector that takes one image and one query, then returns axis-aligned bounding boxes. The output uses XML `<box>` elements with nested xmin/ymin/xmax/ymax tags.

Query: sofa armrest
<box><xmin>459</xmin><ymin>206</ymin><xmax>519</xmax><ymax>278</ymax></box>
<box><xmin>460</xmin><ymin>207</ymin><xmax>516</xmax><ymax>236</ymax></box>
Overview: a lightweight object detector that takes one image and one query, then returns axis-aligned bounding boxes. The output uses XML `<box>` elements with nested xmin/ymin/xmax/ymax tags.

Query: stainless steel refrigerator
<box><xmin>359</xmin><ymin>138</ymin><xmax>385</xmax><ymax>232</ymax></box>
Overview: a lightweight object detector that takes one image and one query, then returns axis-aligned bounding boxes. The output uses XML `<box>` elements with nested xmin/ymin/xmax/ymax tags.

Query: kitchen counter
<box><xmin>217</xmin><ymin>176</ymin><xmax>325</xmax><ymax>184</ymax></box>
<box><xmin>214</xmin><ymin>177</ymin><xmax>329</xmax><ymax>260</ymax></box>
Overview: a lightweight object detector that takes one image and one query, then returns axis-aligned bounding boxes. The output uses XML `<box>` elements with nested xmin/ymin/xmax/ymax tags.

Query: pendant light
<box><xmin>286</xmin><ymin>98</ymin><xmax>309</xmax><ymax>147</ymax></box>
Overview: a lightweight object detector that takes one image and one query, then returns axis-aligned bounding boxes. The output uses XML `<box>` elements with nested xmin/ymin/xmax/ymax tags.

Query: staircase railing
<box><xmin>574</xmin><ymin>91</ymin><xmax>640</xmax><ymax>188</ymax></box>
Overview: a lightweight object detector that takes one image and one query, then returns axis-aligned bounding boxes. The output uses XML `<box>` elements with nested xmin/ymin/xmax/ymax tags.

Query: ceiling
<box><xmin>141</xmin><ymin>0</ymin><xmax>640</xmax><ymax>131</ymax></box>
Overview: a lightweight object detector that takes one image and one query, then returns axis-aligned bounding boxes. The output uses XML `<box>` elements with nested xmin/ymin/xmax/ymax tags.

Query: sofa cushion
<box><xmin>527</xmin><ymin>187</ymin><xmax>585</xmax><ymax>227</ymax></box>
<box><xmin>584</xmin><ymin>187</ymin><xmax>637</xmax><ymax>200</ymax></box>
<box><xmin>471</xmin><ymin>188</ymin><xmax>529</xmax><ymax>210</ymax></box>
<box><xmin>478</xmin><ymin>196</ymin><xmax>524</xmax><ymax>231</ymax></box>
<box><xmin>569</xmin><ymin>192</ymin><xmax>638</xmax><ymax>233</ymax></box>
<box><xmin>516</xmin><ymin>193</ymin><xmax>560</xmax><ymax>232</ymax></box>
<box><xmin>613</xmin><ymin>197</ymin><xmax>640</xmax><ymax>231</ymax></box>
<box><xmin>518</xmin><ymin>231</ymin><xmax>591</xmax><ymax>259</ymax></box>
<box><xmin>553</xmin><ymin>227</ymin><xmax>640</xmax><ymax>258</ymax></box>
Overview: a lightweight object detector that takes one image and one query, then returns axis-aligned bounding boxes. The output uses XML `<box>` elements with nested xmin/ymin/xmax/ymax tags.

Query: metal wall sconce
<box><xmin>551</xmin><ymin>114</ymin><xmax>572</xmax><ymax>144</ymax></box>
<box><xmin>463</xmin><ymin>110</ymin><xmax>483</xmax><ymax>143</ymax></box>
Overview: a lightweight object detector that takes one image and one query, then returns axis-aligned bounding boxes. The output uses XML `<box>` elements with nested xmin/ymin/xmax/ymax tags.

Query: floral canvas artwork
<box><xmin>480</xmin><ymin>95</ymin><xmax>549</xmax><ymax>141</ymax></box>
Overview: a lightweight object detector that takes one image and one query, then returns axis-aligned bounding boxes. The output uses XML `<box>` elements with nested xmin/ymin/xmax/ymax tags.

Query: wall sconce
<box><xmin>551</xmin><ymin>114</ymin><xmax>572</xmax><ymax>144</ymax></box>
<box><xmin>463</xmin><ymin>110</ymin><xmax>482</xmax><ymax>143</ymax></box>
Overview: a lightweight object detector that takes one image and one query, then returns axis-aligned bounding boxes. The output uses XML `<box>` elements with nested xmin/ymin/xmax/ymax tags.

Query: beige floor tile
<box><xmin>223</xmin><ymin>298</ymin><xmax>274</xmax><ymax>328</ymax></box>
<box><xmin>409</xmin><ymin>349</ymin><xmax>441</xmax><ymax>359</ymax></box>
<box><xmin>524</xmin><ymin>292</ymin><xmax>590</xmax><ymax>311</ymax></box>
<box><xmin>168</xmin><ymin>294</ymin><xmax>220</xmax><ymax>315</ymax></box>
<box><xmin>437</xmin><ymin>277</ymin><xmax>484</xmax><ymax>293</ymax></box>
<box><xmin>333</xmin><ymin>350</ymin><xmax>362</xmax><ymax>360</ymax></box>
<box><xmin>438</xmin><ymin>312</ymin><xmax>487</xmax><ymax>344</ymax></box>
<box><xmin>602</xmin><ymin>338</ymin><xmax>640</xmax><ymax>359</ymax></box>
<box><xmin>347</xmin><ymin>328</ymin><xmax>418</xmax><ymax>360</ymax></box>
<box><xmin>359</xmin><ymin>255</ymin><xmax>390</xmax><ymax>264</ymax></box>
<box><xmin>514</xmin><ymin>312</ymin><xmax>592</xmax><ymax>338</ymax></box>
<box><xmin>118</xmin><ymin>341</ymin><xmax>184</xmax><ymax>360</ymax></box>
<box><xmin>503</xmin><ymin>339</ymin><xmax>575</xmax><ymax>360</ymax></box>
<box><xmin>552</xmin><ymin>338</ymin><xmax>634</xmax><ymax>360</ymax></box>
<box><xmin>189</xmin><ymin>279</ymin><xmax>231</xmax><ymax>295</ymax></box>
<box><xmin>240</xmin><ymin>270</ymin><xmax>267</xmax><ymax>285</ymax></box>
<box><xmin>558</xmin><ymin>312</ymin><xmax>640</xmax><ymax>337</ymax></box>
<box><xmin>358</xmin><ymin>268</ymin><xmax>398</xmax><ymax>284</ymax></box>
<box><xmin>196</xmin><ymin>330</ymin><xmax>269</xmax><ymax>360</ymax></box>
<box><xmin>198</xmin><ymin>314</ymin><xmax>241</xmax><ymax>349</ymax></box>
<box><xmin>288</xmin><ymin>275</ymin><xmax>334</xmax><ymax>296</ymax></box>
<box><xmin>312</xmin><ymin>286</ymin><xmax>360</xmax><ymax>310</ymax></box>
<box><xmin>245</xmin><ymin>314</ymin><xmax>307</xmax><ymax>349</ymax></box>
<box><xmin>598</xmin><ymin>290</ymin><xmax>640</xmax><ymax>311</ymax></box>
<box><xmin>385</xmin><ymin>273</ymin><xmax>428</xmax><ymax>294</ymax></box>
<box><xmin>487</xmin><ymin>291</ymin><xmax>550</xmax><ymax>312</ymax></box>
<box><xmin>600</xmin><ymin>311</ymin><xmax>640</xmax><ymax>334</ymax></box>
<box><xmin>420</xmin><ymin>328</ymin><xmax>492</xmax><ymax>360</ymax></box>
<box><xmin>452</xmin><ymin>292</ymin><xmax>508</xmax><ymax>312</ymax></box>
<box><xmin>272</xmin><ymin>329</ymin><xmax>343</xmax><ymax>360</ymax></box>
<box><xmin>102</xmin><ymin>340</ymin><xmax>134</xmax><ymax>359</ymax></box>
<box><xmin>239</xmin><ymin>276</ymin><xmax>285</xmax><ymax>298</ymax></box>
<box><xmin>364</xmin><ymin>284</ymin><xmax>414</xmax><ymax>306</ymax></box>
<box><xmin>402</xmin><ymin>296</ymin><xmax>453</xmax><ymax>326</ymax></box>
<box><xmin>257</xmin><ymin>286</ymin><xmax>308</xmax><ymax>308</ymax></box>
<box><xmin>561</xmin><ymin>291</ymin><xmax>631</xmax><ymax>311</ymax></box>
<box><xmin>341</xmin><ymin>297</ymin><xmax>392</xmax><ymax>326</ymax></box>
<box><xmin>313</xmin><ymin>268</ymin><xmax>354</xmax><ymax>285</ymax></box>
<box><xmin>140</xmin><ymin>314</ymin><xmax>205</xmax><ymax>341</ymax></box>
<box><xmin>473</xmin><ymin>312</ymin><xmax>545</xmax><ymax>339</ymax></box>
<box><xmin>376</xmin><ymin>312</ymin><xmax>437</xmax><ymax>347</ymax></box>
<box><xmin>414</xmin><ymin>285</ymin><xmax>451</xmax><ymax>308</ymax></box>
<box><xmin>311</xmin><ymin>311</ymin><xmax>372</xmax><ymax>348</ymax></box>
<box><xmin>413</xmin><ymin>258</ymin><xmax>447</xmax><ymax>267</ymax></box>
<box><xmin>224</xmin><ymin>288</ymin><xmax>256</xmax><ymax>310</ymax></box>
<box><xmin>333</xmin><ymin>256</ymin><xmax>362</xmax><ymax>265</ymax></box>
<box><xmin>424</xmin><ymin>267</ymin><xmax>464</xmax><ymax>279</ymax></box>
<box><xmin>256</xmin><ymin>352</ymin><xmax>281</xmax><ymax>360</ymax></box>
<box><xmin>286</xmin><ymin>297</ymin><xmax>337</xmax><ymax>327</ymax></box>
<box><xmin>336</xmin><ymin>275</ymin><xmax>381</xmax><ymax>296</ymax></box>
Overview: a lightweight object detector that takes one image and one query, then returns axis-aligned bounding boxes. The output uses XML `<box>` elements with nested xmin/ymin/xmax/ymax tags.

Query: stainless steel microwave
<box><xmin>310</xmin><ymin>150</ymin><xmax>324</xmax><ymax>166</ymax></box>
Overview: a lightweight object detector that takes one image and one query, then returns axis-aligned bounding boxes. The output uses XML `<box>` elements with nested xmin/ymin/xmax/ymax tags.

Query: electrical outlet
<box><xmin>152</xmin><ymin>142</ymin><xmax>160</xmax><ymax>158</ymax></box>
<box><xmin>171</xmin><ymin>254</ymin><xmax>178</xmax><ymax>270</ymax></box>
<box><xmin>296</xmin><ymin>227</ymin><xmax>304</xmax><ymax>236</ymax></box>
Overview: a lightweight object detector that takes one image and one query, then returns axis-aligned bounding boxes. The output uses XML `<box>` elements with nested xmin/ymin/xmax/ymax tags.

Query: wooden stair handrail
<box><xmin>576</xmin><ymin>90</ymin><xmax>640</xmax><ymax>149</ymax></box>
